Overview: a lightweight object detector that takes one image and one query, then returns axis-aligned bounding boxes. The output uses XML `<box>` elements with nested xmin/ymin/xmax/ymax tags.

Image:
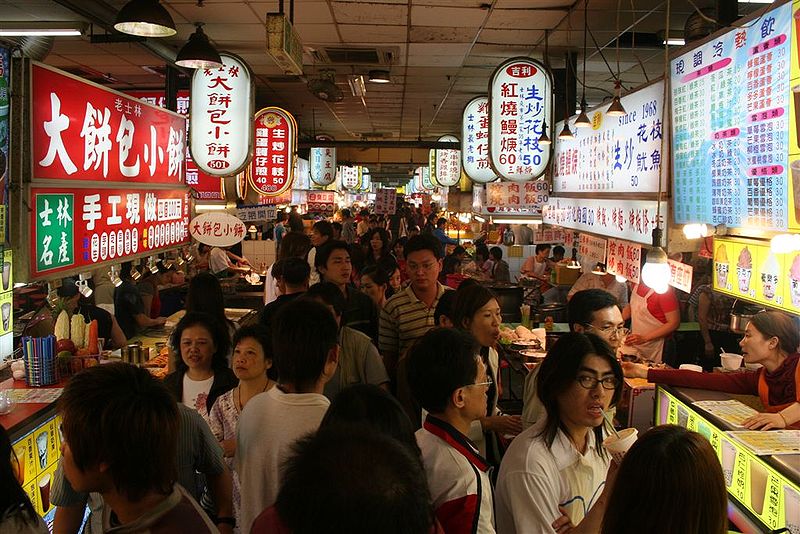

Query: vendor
<box><xmin>115</xmin><ymin>262</ymin><xmax>167</xmax><ymax>338</ymax></box>
<box><xmin>624</xmin><ymin>310</ymin><xmax>800</xmax><ymax>430</ymax></box>
<box><xmin>567</xmin><ymin>265</ymin><xmax>629</xmax><ymax>309</ymax></box>
<box><xmin>520</xmin><ymin>244</ymin><xmax>552</xmax><ymax>282</ymax></box>
<box><xmin>622</xmin><ymin>277</ymin><xmax>680</xmax><ymax>365</ymax></box>
<box><xmin>209</xmin><ymin>245</ymin><xmax>251</xmax><ymax>278</ymax></box>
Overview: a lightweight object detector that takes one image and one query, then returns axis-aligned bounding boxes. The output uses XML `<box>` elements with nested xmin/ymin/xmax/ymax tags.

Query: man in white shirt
<box><xmin>567</xmin><ymin>267</ymin><xmax>629</xmax><ymax>308</ymax></box>
<box><xmin>236</xmin><ymin>299</ymin><xmax>339</xmax><ymax>533</ymax></box>
<box><xmin>209</xmin><ymin>245</ymin><xmax>250</xmax><ymax>277</ymax></box>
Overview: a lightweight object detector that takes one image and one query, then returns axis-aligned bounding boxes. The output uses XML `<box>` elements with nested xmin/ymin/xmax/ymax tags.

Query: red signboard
<box><xmin>31</xmin><ymin>63</ymin><xmax>187</xmax><ymax>185</ymax></box>
<box><xmin>248</xmin><ymin>107</ymin><xmax>296</xmax><ymax>197</ymax></box>
<box><xmin>307</xmin><ymin>191</ymin><xmax>335</xmax><ymax>214</ymax></box>
<box><xmin>30</xmin><ymin>187</ymin><xmax>190</xmax><ymax>279</ymax></box>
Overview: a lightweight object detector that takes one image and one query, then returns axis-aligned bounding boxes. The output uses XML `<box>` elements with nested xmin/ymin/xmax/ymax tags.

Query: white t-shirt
<box><xmin>182</xmin><ymin>374</ymin><xmax>214</xmax><ymax>419</ymax></box>
<box><xmin>209</xmin><ymin>247</ymin><xmax>230</xmax><ymax>274</ymax></box>
<box><xmin>236</xmin><ymin>387</ymin><xmax>330</xmax><ymax>533</ymax></box>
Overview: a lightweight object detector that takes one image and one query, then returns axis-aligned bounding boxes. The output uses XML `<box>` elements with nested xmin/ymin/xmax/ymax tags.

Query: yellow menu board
<box><xmin>713</xmin><ymin>236</ymin><xmax>800</xmax><ymax>315</ymax></box>
<box><xmin>791</xmin><ymin>0</ymin><xmax>800</xmax><ymax>229</ymax></box>
<box><xmin>11</xmin><ymin>414</ymin><xmax>62</xmax><ymax>520</ymax></box>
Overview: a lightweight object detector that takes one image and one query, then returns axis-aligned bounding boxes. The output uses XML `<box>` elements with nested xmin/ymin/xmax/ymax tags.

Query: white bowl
<box><xmin>720</xmin><ymin>353</ymin><xmax>743</xmax><ymax>371</ymax></box>
<box><xmin>744</xmin><ymin>362</ymin><xmax>762</xmax><ymax>371</ymax></box>
<box><xmin>679</xmin><ymin>364</ymin><xmax>703</xmax><ymax>372</ymax></box>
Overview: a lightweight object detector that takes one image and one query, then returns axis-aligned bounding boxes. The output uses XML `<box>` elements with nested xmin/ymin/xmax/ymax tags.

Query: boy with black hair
<box><xmin>236</xmin><ymin>299</ymin><xmax>339</xmax><ymax>533</ymax></box>
<box><xmin>489</xmin><ymin>246</ymin><xmax>510</xmax><ymax>283</ymax></box>
<box><xmin>407</xmin><ymin>328</ymin><xmax>496</xmax><ymax>534</ymax></box>
<box><xmin>58</xmin><ymin>363</ymin><xmax>218</xmax><ymax>533</ymax></box>
<box><xmin>259</xmin><ymin>257</ymin><xmax>311</xmax><ymax>333</ymax></box>
<box><xmin>304</xmin><ymin>282</ymin><xmax>389</xmax><ymax>399</ymax></box>
<box><xmin>315</xmin><ymin>240</ymin><xmax>378</xmax><ymax>342</ymax></box>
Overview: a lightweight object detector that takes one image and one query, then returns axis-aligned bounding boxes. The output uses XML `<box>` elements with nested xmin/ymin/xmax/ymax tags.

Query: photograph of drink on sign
<box><xmin>543</xmin><ymin>197</ymin><xmax>667</xmax><ymax>246</ymax></box>
<box><xmin>31</xmin><ymin>63</ymin><xmax>186</xmax><ymax>185</ymax></box>
<box><xmin>671</xmin><ymin>2</ymin><xmax>798</xmax><ymax>231</ymax></box>
<box><xmin>189</xmin><ymin>53</ymin><xmax>254</xmax><ymax>177</ymax></box>
<box><xmin>248</xmin><ymin>107</ymin><xmax>297</xmax><ymax>197</ymax></box>
<box><xmin>554</xmin><ymin>80</ymin><xmax>665</xmax><ymax>193</ymax></box>
<box><xmin>488</xmin><ymin>57</ymin><xmax>552</xmax><ymax>182</ymax></box>
<box><xmin>30</xmin><ymin>187</ymin><xmax>190</xmax><ymax>279</ymax></box>
<box><xmin>462</xmin><ymin>97</ymin><xmax>497</xmax><ymax>184</ymax></box>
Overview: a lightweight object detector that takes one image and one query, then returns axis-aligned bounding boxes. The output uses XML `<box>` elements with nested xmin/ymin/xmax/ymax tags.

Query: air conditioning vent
<box><xmin>308</xmin><ymin>46</ymin><xmax>397</xmax><ymax>65</ymax></box>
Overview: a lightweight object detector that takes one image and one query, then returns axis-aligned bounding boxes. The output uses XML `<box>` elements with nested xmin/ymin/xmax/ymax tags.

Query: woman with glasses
<box><xmin>496</xmin><ymin>333</ymin><xmax>624</xmax><ymax>534</ymax></box>
<box><xmin>624</xmin><ymin>310</ymin><xmax>800</xmax><ymax>430</ymax></box>
<box><xmin>451</xmin><ymin>284</ymin><xmax>523</xmax><ymax>465</ymax></box>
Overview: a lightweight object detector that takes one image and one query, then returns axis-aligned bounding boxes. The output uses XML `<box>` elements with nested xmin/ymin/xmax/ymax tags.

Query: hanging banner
<box><xmin>31</xmin><ymin>63</ymin><xmax>186</xmax><ymax>185</ymax></box>
<box><xmin>578</xmin><ymin>233</ymin><xmax>608</xmax><ymax>268</ymax></box>
<box><xmin>462</xmin><ymin>96</ymin><xmax>497</xmax><ymax>183</ymax></box>
<box><xmin>488</xmin><ymin>57</ymin><xmax>552</xmax><ymax>182</ymax></box>
<box><xmin>668</xmin><ymin>259</ymin><xmax>694</xmax><ymax>293</ymax></box>
<box><xmin>543</xmin><ymin>197</ymin><xmax>668</xmax><ymax>246</ymax></box>
<box><xmin>30</xmin><ymin>187</ymin><xmax>189</xmax><ymax>279</ymax></box>
<box><xmin>294</xmin><ymin>157</ymin><xmax>310</xmax><ymax>190</ymax></box>
<box><xmin>417</xmin><ymin>166</ymin><xmax>435</xmax><ymax>191</ymax></box>
<box><xmin>189</xmin><ymin>53</ymin><xmax>254</xmax><ymax>177</ymax></box>
<box><xmin>671</xmin><ymin>2</ymin><xmax>798</xmax><ymax>232</ymax></box>
<box><xmin>606</xmin><ymin>238</ymin><xmax>642</xmax><ymax>284</ymax></box>
<box><xmin>248</xmin><ymin>106</ymin><xmax>296</xmax><ymax>197</ymax></box>
<box><xmin>340</xmin><ymin>166</ymin><xmax>360</xmax><ymax>191</ymax></box>
<box><xmin>359</xmin><ymin>167</ymin><xmax>371</xmax><ymax>192</ymax></box>
<box><xmin>189</xmin><ymin>212</ymin><xmax>246</xmax><ymax>247</ymax></box>
<box><xmin>427</xmin><ymin>150</ymin><xmax>440</xmax><ymax>187</ymax></box>
<box><xmin>375</xmin><ymin>188</ymin><xmax>397</xmax><ymax>215</ymax></box>
<box><xmin>484</xmin><ymin>181</ymin><xmax>549</xmax><ymax>215</ymax></box>
<box><xmin>436</xmin><ymin>134</ymin><xmax>461</xmax><ymax>187</ymax></box>
<box><xmin>309</xmin><ymin>147</ymin><xmax>336</xmax><ymax>186</ymax></box>
<box><xmin>307</xmin><ymin>190</ymin><xmax>336</xmax><ymax>214</ymax></box>
<box><xmin>237</xmin><ymin>204</ymin><xmax>278</xmax><ymax>223</ymax></box>
<box><xmin>554</xmin><ymin>80</ymin><xmax>665</xmax><ymax>193</ymax></box>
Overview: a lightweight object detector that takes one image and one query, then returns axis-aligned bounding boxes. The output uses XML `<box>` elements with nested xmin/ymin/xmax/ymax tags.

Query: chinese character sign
<box><xmin>578</xmin><ymin>233</ymin><xmax>608</xmax><ymax>269</ymax></box>
<box><xmin>32</xmin><ymin>63</ymin><xmax>187</xmax><ymax>185</ymax></box>
<box><xmin>543</xmin><ymin>197</ymin><xmax>668</xmax><ymax>246</ymax></box>
<box><xmin>0</xmin><ymin>46</ymin><xmax>9</xmax><ymax>243</ymax></box>
<box><xmin>306</xmin><ymin>191</ymin><xmax>336</xmax><ymax>215</ymax></box>
<box><xmin>188</xmin><ymin>212</ymin><xmax>246</xmax><ymax>247</ymax></box>
<box><xmin>189</xmin><ymin>53</ymin><xmax>254</xmax><ymax>176</ymax></box>
<box><xmin>416</xmin><ymin>166</ymin><xmax>435</xmax><ymax>191</ymax></box>
<box><xmin>606</xmin><ymin>238</ymin><xmax>642</xmax><ymax>284</ymax></box>
<box><xmin>436</xmin><ymin>135</ymin><xmax>461</xmax><ymax>187</ymax></box>
<box><xmin>310</xmin><ymin>147</ymin><xmax>336</xmax><ymax>186</ymax></box>
<box><xmin>375</xmin><ymin>188</ymin><xmax>397</xmax><ymax>215</ymax></box>
<box><xmin>554</xmin><ymin>80</ymin><xmax>665</xmax><ymax>193</ymax></box>
<box><xmin>489</xmin><ymin>57</ymin><xmax>552</xmax><ymax>182</ymax></box>
<box><xmin>249</xmin><ymin>107</ymin><xmax>297</xmax><ymax>197</ymax></box>
<box><xmin>30</xmin><ymin>188</ymin><xmax>189</xmax><ymax>278</ymax></box>
<box><xmin>294</xmin><ymin>157</ymin><xmax>310</xmax><ymax>190</ymax></box>
<box><xmin>428</xmin><ymin>149</ymin><xmax>440</xmax><ymax>187</ymax></box>
<box><xmin>668</xmin><ymin>259</ymin><xmax>694</xmax><ymax>293</ymax></box>
<box><xmin>359</xmin><ymin>169</ymin><xmax>371</xmax><ymax>193</ymax></box>
<box><xmin>484</xmin><ymin>180</ymin><xmax>549</xmax><ymax>216</ymax></box>
<box><xmin>671</xmin><ymin>3</ymin><xmax>797</xmax><ymax>231</ymax></box>
<box><xmin>340</xmin><ymin>166</ymin><xmax>360</xmax><ymax>191</ymax></box>
<box><xmin>462</xmin><ymin>97</ymin><xmax>497</xmax><ymax>183</ymax></box>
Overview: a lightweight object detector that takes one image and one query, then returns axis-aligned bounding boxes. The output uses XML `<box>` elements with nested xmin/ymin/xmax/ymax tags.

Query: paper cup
<box><xmin>39</xmin><ymin>473</ymin><xmax>51</xmax><ymax>512</ymax></box>
<box><xmin>785</xmin><ymin>483</ymin><xmax>800</xmax><ymax>534</ymax></box>
<box><xmin>603</xmin><ymin>427</ymin><xmax>638</xmax><ymax>464</ymax></box>
<box><xmin>721</xmin><ymin>439</ymin><xmax>737</xmax><ymax>488</ymax></box>
<box><xmin>750</xmin><ymin>459</ymin><xmax>769</xmax><ymax>515</ymax></box>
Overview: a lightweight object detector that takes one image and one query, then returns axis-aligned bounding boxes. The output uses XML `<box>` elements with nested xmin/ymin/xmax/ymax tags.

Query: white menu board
<box><xmin>543</xmin><ymin>197</ymin><xmax>667</xmax><ymax>246</ymax></box>
<box><xmin>484</xmin><ymin>180</ymin><xmax>549</xmax><ymax>215</ymax></box>
<box><xmin>606</xmin><ymin>238</ymin><xmax>642</xmax><ymax>284</ymax></box>
<box><xmin>462</xmin><ymin>97</ymin><xmax>497</xmax><ymax>183</ymax></box>
<box><xmin>553</xmin><ymin>80</ymin><xmax>665</xmax><ymax>193</ymax></box>
<box><xmin>671</xmin><ymin>2</ymin><xmax>795</xmax><ymax>231</ymax></box>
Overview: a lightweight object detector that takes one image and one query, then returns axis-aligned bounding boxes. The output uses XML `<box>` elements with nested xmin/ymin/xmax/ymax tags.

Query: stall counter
<box><xmin>656</xmin><ymin>385</ymin><xmax>799</xmax><ymax>533</ymax></box>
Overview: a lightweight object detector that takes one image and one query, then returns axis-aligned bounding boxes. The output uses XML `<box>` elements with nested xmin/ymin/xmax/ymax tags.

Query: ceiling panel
<box><xmin>331</xmin><ymin>2</ymin><xmax>408</xmax><ymax>24</ymax></box>
<box><xmin>338</xmin><ymin>24</ymin><xmax>407</xmax><ymax>43</ymax></box>
<box><xmin>485</xmin><ymin>9</ymin><xmax>566</xmax><ymax>30</ymax></box>
<box><xmin>410</xmin><ymin>6</ymin><xmax>488</xmax><ymax>28</ymax></box>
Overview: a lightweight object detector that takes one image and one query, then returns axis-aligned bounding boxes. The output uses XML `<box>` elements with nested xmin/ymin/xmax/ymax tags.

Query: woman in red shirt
<box><xmin>622</xmin><ymin>281</ymin><xmax>680</xmax><ymax>365</ymax></box>
<box><xmin>624</xmin><ymin>310</ymin><xmax>800</xmax><ymax>430</ymax></box>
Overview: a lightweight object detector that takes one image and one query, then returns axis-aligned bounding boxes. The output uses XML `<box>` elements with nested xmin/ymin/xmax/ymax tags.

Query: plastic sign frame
<box><xmin>488</xmin><ymin>57</ymin><xmax>553</xmax><ymax>182</ymax></box>
<box><xmin>247</xmin><ymin>106</ymin><xmax>297</xmax><ymax>197</ymax></box>
<box><xmin>462</xmin><ymin>96</ymin><xmax>497</xmax><ymax>184</ymax></box>
<box><xmin>435</xmin><ymin>134</ymin><xmax>461</xmax><ymax>187</ymax></box>
<box><xmin>189</xmin><ymin>52</ymin><xmax>255</xmax><ymax>177</ymax></box>
<box><xmin>309</xmin><ymin>147</ymin><xmax>336</xmax><ymax>186</ymax></box>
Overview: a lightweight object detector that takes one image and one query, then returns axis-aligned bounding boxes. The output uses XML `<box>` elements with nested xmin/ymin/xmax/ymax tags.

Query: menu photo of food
<box><xmin>759</xmin><ymin>251</ymin><xmax>784</xmax><ymax>306</ymax></box>
<box><xmin>788</xmin><ymin>252</ymin><xmax>800</xmax><ymax>312</ymax></box>
<box><xmin>735</xmin><ymin>245</ymin><xmax>755</xmax><ymax>298</ymax></box>
<box><xmin>714</xmin><ymin>242</ymin><xmax>732</xmax><ymax>292</ymax></box>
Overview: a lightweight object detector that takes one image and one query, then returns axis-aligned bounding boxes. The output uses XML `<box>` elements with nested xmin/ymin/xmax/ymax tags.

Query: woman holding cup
<box><xmin>495</xmin><ymin>333</ymin><xmax>625</xmax><ymax>533</ymax></box>
<box><xmin>623</xmin><ymin>310</ymin><xmax>800</xmax><ymax>430</ymax></box>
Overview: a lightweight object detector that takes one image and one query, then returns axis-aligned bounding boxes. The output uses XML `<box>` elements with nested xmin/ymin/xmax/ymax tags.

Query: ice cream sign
<box><xmin>189</xmin><ymin>53</ymin><xmax>254</xmax><ymax>177</ymax></box>
<box><xmin>713</xmin><ymin>236</ymin><xmax>800</xmax><ymax>313</ymax></box>
<box><xmin>488</xmin><ymin>57</ymin><xmax>552</xmax><ymax>182</ymax></box>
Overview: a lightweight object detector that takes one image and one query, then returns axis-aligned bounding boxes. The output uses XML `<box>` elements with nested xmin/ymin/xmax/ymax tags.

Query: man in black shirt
<box><xmin>115</xmin><ymin>262</ymin><xmax>166</xmax><ymax>339</ymax></box>
<box><xmin>259</xmin><ymin>258</ymin><xmax>310</xmax><ymax>334</ymax></box>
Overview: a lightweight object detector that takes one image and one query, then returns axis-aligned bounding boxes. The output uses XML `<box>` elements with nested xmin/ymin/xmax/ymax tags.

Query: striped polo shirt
<box><xmin>379</xmin><ymin>282</ymin><xmax>449</xmax><ymax>359</ymax></box>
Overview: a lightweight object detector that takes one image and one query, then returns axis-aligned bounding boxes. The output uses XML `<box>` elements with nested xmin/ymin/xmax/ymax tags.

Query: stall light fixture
<box><xmin>538</xmin><ymin>117</ymin><xmax>551</xmax><ymax>145</ymax></box>
<box><xmin>130</xmin><ymin>265</ymin><xmax>142</xmax><ymax>281</ymax></box>
<box><xmin>607</xmin><ymin>81</ymin><xmax>626</xmax><ymax>116</ymax></box>
<box><xmin>558</xmin><ymin>121</ymin><xmax>575</xmax><ymax>140</ymax></box>
<box><xmin>539</xmin><ymin>30</ymin><xmax>553</xmax><ymax>146</ymax></box>
<box><xmin>0</xmin><ymin>22</ymin><xmax>86</xmax><ymax>36</ymax></box>
<box><xmin>175</xmin><ymin>254</ymin><xmax>185</xmax><ymax>267</ymax></box>
<box><xmin>575</xmin><ymin>0</ymin><xmax>592</xmax><ymax>130</ymax></box>
<box><xmin>641</xmin><ymin>229</ymin><xmax>670</xmax><ymax>294</ymax></box>
<box><xmin>615</xmin><ymin>274</ymin><xmax>627</xmax><ymax>283</ymax></box>
<box><xmin>473</xmin><ymin>214</ymin><xmax>486</xmax><ymax>223</ymax></box>
<box><xmin>491</xmin><ymin>217</ymin><xmax>542</xmax><ymax>225</ymax></box>
<box><xmin>770</xmin><ymin>233</ymin><xmax>800</xmax><ymax>254</ymax></box>
<box><xmin>77</xmin><ymin>273</ymin><xmax>93</xmax><ymax>298</ymax></box>
<box><xmin>574</xmin><ymin>99</ymin><xmax>592</xmax><ymax>128</ymax></box>
<box><xmin>176</xmin><ymin>24</ymin><xmax>222</xmax><ymax>69</ymax></box>
<box><xmin>663</xmin><ymin>37</ymin><xmax>685</xmax><ymax>46</ymax></box>
<box><xmin>114</xmin><ymin>0</ymin><xmax>176</xmax><ymax>37</ymax></box>
<box><xmin>108</xmin><ymin>265</ymin><xmax>123</xmax><ymax>288</ymax></box>
<box><xmin>148</xmin><ymin>256</ymin><xmax>159</xmax><ymax>274</ymax></box>
<box><xmin>591</xmin><ymin>262</ymin><xmax>607</xmax><ymax>275</ymax></box>
<box><xmin>46</xmin><ymin>282</ymin><xmax>60</xmax><ymax>306</ymax></box>
<box><xmin>368</xmin><ymin>70</ymin><xmax>391</xmax><ymax>83</ymax></box>
<box><xmin>682</xmin><ymin>223</ymin><xmax>710</xmax><ymax>239</ymax></box>
<box><xmin>184</xmin><ymin>249</ymin><xmax>195</xmax><ymax>263</ymax></box>
<box><xmin>567</xmin><ymin>248</ymin><xmax>582</xmax><ymax>269</ymax></box>
<box><xmin>196</xmin><ymin>204</ymin><xmax>228</xmax><ymax>211</ymax></box>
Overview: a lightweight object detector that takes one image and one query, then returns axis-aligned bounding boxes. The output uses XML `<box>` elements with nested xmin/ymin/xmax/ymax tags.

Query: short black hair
<box><xmin>275</xmin><ymin>426</ymin><xmax>433</xmax><ymax>534</ymax></box>
<box><xmin>433</xmin><ymin>289</ymin><xmax>457</xmax><ymax>326</ymax></box>
<box><xmin>406</xmin><ymin>328</ymin><xmax>479</xmax><ymax>414</ymax></box>
<box><xmin>169</xmin><ymin>312</ymin><xmax>231</xmax><ymax>374</ymax></box>
<box><xmin>489</xmin><ymin>246</ymin><xmax>503</xmax><ymax>260</ymax></box>
<box><xmin>360</xmin><ymin>264</ymin><xmax>390</xmax><ymax>286</ymax></box>
<box><xmin>404</xmin><ymin>234</ymin><xmax>442</xmax><ymax>260</ymax></box>
<box><xmin>436</xmin><ymin>217</ymin><xmax>447</xmax><ymax>227</ymax></box>
<box><xmin>304</xmin><ymin>282</ymin><xmax>346</xmax><ymax>317</ymax></box>
<box><xmin>450</xmin><ymin>284</ymin><xmax>497</xmax><ymax>332</ymax></box>
<box><xmin>452</xmin><ymin>245</ymin><xmax>466</xmax><ymax>256</ymax></box>
<box><xmin>474</xmin><ymin>243</ymin><xmax>490</xmax><ymax>261</ymax></box>
<box><xmin>232</xmin><ymin>323</ymin><xmax>271</xmax><ymax>361</ymax></box>
<box><xmin>273</xmin><ymin>299</ymin><xmax>338</xmax><ymax>390</ymax></box>
<box><xmin>535</xmin><ymin>243</ymin><xmax>551</xmax><ymax>254</ymax></box>
<box><xmin>340</xmin><ymin>208</ymin><xmax>352</xmax><ymax>219</ymax></box>
<box><xmin>274</xmin><ymin>257</ymin><xmax>311</xmax><ymax>286</ymax></box>
<box><xmin>568</xmin><ymin>289</ymin><xmax>619</xmax><ymax>330</ymax></box>
<box><xmin>314</xmin><ymin>240</ymin><xmax>351</xmax><ymax>269</ymax></box>
<box><xmin>552</xmin><ymin>245</ymin><xmax>565</xmax><ymax>258</ymax></box>
<box><xmin>312</xmin><ymin>220</ymin><xmax>334</xmax><ymax>239</ymax></box>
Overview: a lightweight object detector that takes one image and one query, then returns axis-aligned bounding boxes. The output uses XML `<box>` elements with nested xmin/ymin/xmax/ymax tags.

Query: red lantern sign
<box><xmin>248</xmin><ymin>107</ymin><xmax>296</xmax><ymax>197</ymax></box>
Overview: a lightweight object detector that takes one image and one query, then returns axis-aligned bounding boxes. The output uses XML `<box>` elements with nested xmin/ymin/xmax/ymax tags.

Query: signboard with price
<box><xmin>553</xmin><ymin>80</ymin><xmax>665</xmax><ymax>193</ymax></box>
<box><xmin>462</xmin><ymin>97</ymin><xmax>497</xmax><ymax>183</ymax></box>
<box><xmin>484</xmin><ymin>180</ymin><xmax>549</xmax><ymax>215</ymax></box>
<box><xmin>248</xmin><ymin>107</ymin><xmax>296</xmax><ymax>197</ymax></box>
<box><xmin>605</xmin><ymin>238</ymin><xmax>642</xmax><ymax>284</ymax></box>
<box><xmin>30</xmin><ymin>187</ymin><xmax>189</xmax><ymax>279</ymax></box>
<box><xmin>671</xmin><ymin>1</ymin><xmax>799</xmax><ymax>231</ymax></box>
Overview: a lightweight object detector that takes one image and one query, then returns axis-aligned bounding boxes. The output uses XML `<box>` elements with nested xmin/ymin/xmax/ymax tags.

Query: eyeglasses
<box><xmin>585</xmin><ymin>324</ymin><xmax>630</xmax><ymax>339</ymax></box>
<box><xmin>407</xmin><ymin>261</ymin><xmax>438</xmax><ymax>273</ymax></box>
<box><xmin>576</xmin><ymin>376</ymin><xmax>619</xmax><ymax>390</ymax></box>
<box><xmin>466</xmin><ymin>376</ymin><xmax>493</xmax><ymax>388</ymax></box>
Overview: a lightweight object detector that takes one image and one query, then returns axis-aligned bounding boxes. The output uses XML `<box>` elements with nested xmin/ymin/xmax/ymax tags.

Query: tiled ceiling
<box><xmin>0</xmin><ymin>0</ymin><xmax>765</xmax><ymax>146</ymax></box>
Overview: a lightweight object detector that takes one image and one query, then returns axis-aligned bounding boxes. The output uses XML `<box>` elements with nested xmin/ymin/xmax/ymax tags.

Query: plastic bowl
<box><xmin>744</xmin><ymin>362</ymin><xmax>763</xmax><ymax>371</ymax></box>
<box><xmin>679</xmin><ymin>364</ymin><xmax>703</xmax><ymax>372</ymax></box>
<box><xmin>720</xmin><ymin>353</ymin><xmax>743</xmax><ymax>371</ymax></box>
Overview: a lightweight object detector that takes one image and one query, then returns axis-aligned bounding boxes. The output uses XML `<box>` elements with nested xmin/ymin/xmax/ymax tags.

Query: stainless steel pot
<box><xmin>729</xmin><ymin>312</ymin><xmax>754</xmax><ymax>333</ymax></box>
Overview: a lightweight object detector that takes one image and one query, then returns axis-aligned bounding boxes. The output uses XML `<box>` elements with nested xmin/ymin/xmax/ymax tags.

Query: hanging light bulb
<box><xmin>114</xmin><ymin>0</ymin><xmax>176</xmax><ymax>37</ymax></box>
<box><xmin>575</xmin><ymin>1</ymin><xmax>591</xmax><ymax>129</ymax></box>
<box><xmin>538</xmin><ymin>117</ymin><xmax>551</xmax><ymax>145</ymax></box>
<box><xmin>176</xmin><ymin>24</ymin><xmax>222</xmax><ymax>69</ymax></box>
<box><xmin>607</xmin><ymin>80</ymin><xmax>626</xmax><ymax>116</ymax></box>
<box><xmin>615</xmin><ymin>273</ymin><xmax>627</xmax><ymax>283</ymax></box>
<box><xmin>591</xmin><ymin>262</ymin><xmax>607</xmax><ymax>275</ymax></box>
<box><xmin>641</xmin><ymin>229</ymin><xmax>670</xmax><ymax>294</ymax></box>
<box><xmin>558</xmin><ymin>121</ymin><xmax>575</xmax><ymax>140</ymax></box>
<box><xmin>574</xmin><ymin>98</ymin><xmax>591</xmax><ymax>128</ymax></box>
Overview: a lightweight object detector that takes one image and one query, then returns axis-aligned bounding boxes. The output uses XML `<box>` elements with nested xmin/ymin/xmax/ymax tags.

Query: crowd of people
<box><xmin>4</xmin><ymin>204</ymin><xmax>800</xmax><ymax>534</ymax></box>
